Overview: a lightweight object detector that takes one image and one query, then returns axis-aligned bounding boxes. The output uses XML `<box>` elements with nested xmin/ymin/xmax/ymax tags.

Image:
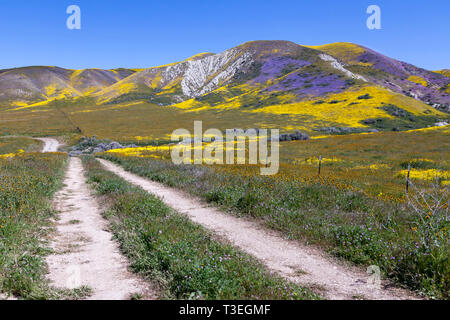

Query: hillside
<box><xmin>1</xmin><ymin>41</ymin><xmax>448</xmax><ymax>111</ymax></box>
<box><xmin>92</xmin><ymin>40</ymin><xmax>450</xmax><ymax>111</ymax></box>
<box><xmin>0</xmin><ymin>40</ymin><xmax>448</xmax><ymax>140</ymax></box>
<box><xmin>0</xmin><ymin>66</ymin><xmax>137</xmax><ymax>107</ymax></box>
<box><xmin>435</xmin><ymin>69</ymin><xmax>450</xmax><ymax>78</ymax></box>
<box><xmin>309</xmin><ymin>43</ymin><xmax>450</xmax><ymax>110</ymax></box>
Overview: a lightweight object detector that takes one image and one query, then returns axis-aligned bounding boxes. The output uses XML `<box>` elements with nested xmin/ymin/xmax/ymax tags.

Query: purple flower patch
<box><xmin>252</xmin><ymin>56</ymin><xmax>311</xmax><ymax>84</ymax></box>
<box><xmin>264</xmin><ymin>71</ymin><xmax>348</xmax><ymax>98</ymax></box>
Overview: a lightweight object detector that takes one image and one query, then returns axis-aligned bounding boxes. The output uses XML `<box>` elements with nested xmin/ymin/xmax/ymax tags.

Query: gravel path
<box><xmin>98</xmin><ymin>158</ymin><xmax>419</xmax><ymax>300</ymax></box>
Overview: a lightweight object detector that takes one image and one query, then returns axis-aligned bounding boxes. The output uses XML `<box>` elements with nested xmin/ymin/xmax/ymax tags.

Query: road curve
<box><xmin>34</xmin><ymin>137</ymin><xmax>62</xmax><ymax>152</ymax></box>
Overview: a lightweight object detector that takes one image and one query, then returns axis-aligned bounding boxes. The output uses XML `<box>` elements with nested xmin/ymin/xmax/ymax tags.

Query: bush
<box><xmin>358</xmin><ymin>94</ymin><xmax>373</xmax><ymax>100</ymax></box>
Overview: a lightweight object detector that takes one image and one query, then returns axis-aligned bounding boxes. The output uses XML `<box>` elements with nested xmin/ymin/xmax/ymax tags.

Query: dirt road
<box><xmin>98</xmin><ymin>158</ymin><xmax>418</xmax><ymax>300</ymax></box>
<box><xmin>34</xmin><ymin>137</ymin><xmax>61</xmax><ymax>152</ymax></box>
<box><xmin>46</xmin><ymin>157</ymin><xmax>155</xmax><ymax>300</ymax></box>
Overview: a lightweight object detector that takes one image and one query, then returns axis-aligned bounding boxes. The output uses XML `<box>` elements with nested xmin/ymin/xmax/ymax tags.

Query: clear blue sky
<box><xmin>0</xmin><ymin>0</ymin><xmax>448</xmax><ymax>70</ymax></box>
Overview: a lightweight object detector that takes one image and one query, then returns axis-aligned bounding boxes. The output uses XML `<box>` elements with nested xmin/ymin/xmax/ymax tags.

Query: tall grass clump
<box><xmin>393</xmin><ymin>182</ymin><xmax>449</xmax><ymax>298</ymax></box>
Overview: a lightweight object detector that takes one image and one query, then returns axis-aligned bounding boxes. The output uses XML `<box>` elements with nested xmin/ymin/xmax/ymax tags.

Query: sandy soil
<box><xmin>98</xmin><ymin>158</ymin><xmax>419</xmax><ymax>300</ymax></box>
<box><xmin>46</xmin><ymin>157</ymin><xmax>155</xmax><ymax>300</ymax></box>
<box><xmin>34</xmin><ymin>137</ymin><xmax>61</xmax><ymax>152</ymax></box>
<box><xmin>0</xmin><ymin>293</ymin><xmax>15</xmax><ymax>300</ymax></box>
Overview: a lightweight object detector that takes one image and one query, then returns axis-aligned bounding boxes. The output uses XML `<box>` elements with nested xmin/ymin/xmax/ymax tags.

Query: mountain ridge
<box><xmin>1</xmin><ymin>40</ymin><xmax>449</xmax><ymax>113</ymax></box>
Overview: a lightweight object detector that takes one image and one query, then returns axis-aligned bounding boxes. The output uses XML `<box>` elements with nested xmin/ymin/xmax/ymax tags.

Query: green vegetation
<box><xmin>359</xmin><ymin>104</ymin><xmax>442</xmax><ymax>131</ymax></box>
<box><xmin>82</xmin><ymin>155</ymin><xmax>319</xmax><ymax>300</ymax></box>
<box><xmin>0</xmin><ymin>152</ymin><xmax>92</xmax><ymax>299</ymax></box>
<box><xmin>0</xmin><ymin>136</ymin><xmax>43</xmax><ymax>154</ymax></box>
<box><xmin>99</xmin><ymin>139</ymin><xmax>449</xmax><ymax>299</ymax></box>
<box><xmin>0</xmin><ymin>39</ymin><xmax>448</xmax><ymax>301</ymax></box>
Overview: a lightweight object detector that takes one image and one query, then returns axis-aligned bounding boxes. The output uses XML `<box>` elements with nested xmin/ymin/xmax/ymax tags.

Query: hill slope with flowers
<box><xmin>0</xmin><ymin>66</ymin><xmax>137</xmax><ymax>108</ymax></box>
<box><xmin>0</xmin><ymin>41</ymin><xmax>448</xmax><ymax>139</ymax></box>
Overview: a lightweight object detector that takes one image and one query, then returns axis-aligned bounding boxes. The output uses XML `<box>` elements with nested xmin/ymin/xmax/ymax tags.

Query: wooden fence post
<box><xmin>406</xmin><ymin>163</ymin><xmax>411</xmax><ymax>194</ymax></box>
<box><xmin>265</xmin><ymin>151</ymin><xmax>268</xmax><ymax>168</ymax></box>
<box><xmin>318</xmin><ymin>155</ymin><xmax>322</xmax><ymax>175</ymax></box>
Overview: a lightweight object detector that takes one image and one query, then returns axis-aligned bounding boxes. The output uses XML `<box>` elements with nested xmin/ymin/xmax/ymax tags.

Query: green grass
<box><xmin>0</xmin><ymin>136</ymin><xmax>43</xmax><ymax>154</ymax></box>
<box><xmin>81</xmin><ymin>155</ymin><xmax>319</xmax><ymax>300</ymax></box>
<box><xmin>0</xmin><ymin>152</ymin><xmax>92</xmax><ymax>300</ymax></box>
<box><xmin>0</xmin><ymin>152</ymin><xmax>94</xmax><ymax>299</ymax></box>
<box><xmin>98</xmin><ymin>153</ymin><xmax>449</xmax><ymax>299</ymax></box>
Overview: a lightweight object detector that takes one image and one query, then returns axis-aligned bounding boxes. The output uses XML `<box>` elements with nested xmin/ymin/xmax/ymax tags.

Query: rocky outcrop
<box><xmin>316</xmin><ymin>127</ymin><xmax>379</xmax><ymax>134</ymax></box>
<box><xmin>69</xmin><ymin>136</ymin><xmax>137</xmax><ymax>157</ymax></box>
<box><xmin>181</xmin><ymin>48</ymin><xmax>254</xmax><ymax>97</ymax></box>
<box><xmin>318</xmin><ymin>54</ymin><xmax>367</xmax><ymax>82</ymax></box>
<box><xmin>270</xmin><ymin>131</ymin><xmax>310</xmax><ymax>142</ymax></box>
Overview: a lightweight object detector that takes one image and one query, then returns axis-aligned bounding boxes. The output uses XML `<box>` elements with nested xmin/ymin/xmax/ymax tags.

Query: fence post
<box><xmin>265</xmin><ymin>151</ymin><xmax>268</xmax><ymax>168</ymax></box>
<box><xmin>405</xmin><ymin>163</ymin><xmax>411</xmax><ymax>194</ymax></box>
<box><xmin>318</xmin><ymin>155</ymin><xmax>322</xmax><ymax>175</ymax></box>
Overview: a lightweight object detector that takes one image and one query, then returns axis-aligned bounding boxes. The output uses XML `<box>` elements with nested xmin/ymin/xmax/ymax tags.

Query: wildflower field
<box><xmin>0</xmin><ymin>11</ymin><xmax>449</xmax><ymax>302</ymax></box>
<box><xmin>0</xmin><ymin>102</ymin><xmax>448</xmax><ymax>298</ymax></box>
<box><xmin>99</xmin><ymin>126</ymin><xmax>449</xmax><ymax>298</ymax></box>
<box><xmin>0</xmin><ymin>80</ymin><xmax>447</xmax><ymax>143</ymax></box>
<box><xmin>0</xmin><ymin>151</ymin><xmax>70</xmax><ymax>298</ymax></box>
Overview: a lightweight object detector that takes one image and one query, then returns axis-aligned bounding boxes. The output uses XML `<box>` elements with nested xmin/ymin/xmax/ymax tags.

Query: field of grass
<box><xmin>278</xmin><ymin>126</ymin><xmax>450</xmax><ymax>200</ymax></box>
<box><xmin>0</xmin><ymin>103</ymin><xmax>78</xmax><ymax>137</ymax></box>
<box><xmin>0</xmin><ymin>151</ymin><xmax>87</xmax><ymax>298</ymax></box>
<box><xmin>1</xmin><ymin>99</ymin><xmax>318</xmax><ymax>141</ymax></box>
<box><xmin>1</xmin><ymin>87</ymin><xmax>447</xmax><ymax>143</ymax></box>
<box><xmin>98</xmin><ymin>127</ymin><xmax>449</xmax><ymax>299</ymax></box>
<box><xmin>0</xmin><ymin>136</ymin><xmax>43</xmax><ymax>154</ymax></box>
<box><xmin>0</xmin><ymin>92</ymin><xmax>448</xmax><ymax>299</ymax></box>
<box><xmin>81</xmin><ymin>156</ymin><xmax>319</xmax><ymax>300</ymax></box>
<box><xmin>105</xmin><ymin>126</ymin><xmax>449</xmax><ymax>200</ymax></box>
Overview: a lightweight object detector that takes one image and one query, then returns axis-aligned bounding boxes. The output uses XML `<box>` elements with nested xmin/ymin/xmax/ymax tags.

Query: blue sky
<box><xmin>0</xmin><ymin>0</ymin><xmax>448</xmax><ymax>70</ymax></box>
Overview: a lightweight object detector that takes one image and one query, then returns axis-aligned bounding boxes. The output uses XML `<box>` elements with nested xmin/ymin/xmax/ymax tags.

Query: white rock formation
<box><xmin>319</xmin><ymin>53</ymin><xmax>367</xmax><ymax>82</ymax></box>
<box><xmin>181</xmin><ymin>48</ymin><xmax>254</xmax><ymax>97</ymax></box>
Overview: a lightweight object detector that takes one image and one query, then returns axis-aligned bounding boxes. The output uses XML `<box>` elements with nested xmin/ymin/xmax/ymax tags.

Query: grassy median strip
<box><xmin>82</xmin><ymin>156</ymin><xmax>319</xmax><ymax>300</ymax></box>
<box><xmin>0</xmin><ymin>152</ymin><xmax>93</xmax><ymax>299</ymax></box>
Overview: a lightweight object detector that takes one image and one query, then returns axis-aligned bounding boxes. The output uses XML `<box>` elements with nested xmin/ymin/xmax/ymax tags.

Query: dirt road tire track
<box><xmin>46</xmin><ymin>157</ymin><xmax>156</xmax><ymax>300</ymax></box>
<box><xmin>98</xmin><ymin>158</ymin><xmax>419</xmax><ymax>300</ymax></box>
<box><xmin>34</xmin><ymin>137</ymin><xmax>62</xmax><ymax>152</ymax></box>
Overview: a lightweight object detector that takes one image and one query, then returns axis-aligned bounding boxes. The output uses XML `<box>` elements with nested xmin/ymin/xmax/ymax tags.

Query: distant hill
<box><xmin>435</xmin><ymin>69</ymin><xmax>450</xmax><ymax>78</ymax></box>
<box><xmin>0</xmin><ymin>66</ymin><xmax>136</xmax><ymax>107</ymax></box>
